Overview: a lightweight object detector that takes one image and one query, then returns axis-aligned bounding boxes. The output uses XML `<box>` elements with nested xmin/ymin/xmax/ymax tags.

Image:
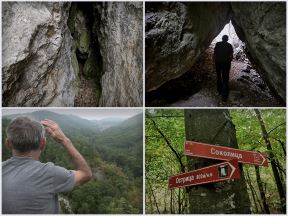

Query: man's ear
<box><xmin>39</xmin><ymin>138</ymin><xmax>46</xmax><ymax>151</ymax></box>
<box><xmin>5</xmin><ymin>139</ymin><xmax>13</xmax><ymax>150</ymax></box>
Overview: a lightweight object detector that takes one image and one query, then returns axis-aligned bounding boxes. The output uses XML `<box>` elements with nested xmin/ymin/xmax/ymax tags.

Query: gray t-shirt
<box><xmin>3</xmin><ymin>156</ymin><xmax>75</xmax><ymax>214</ymax></box>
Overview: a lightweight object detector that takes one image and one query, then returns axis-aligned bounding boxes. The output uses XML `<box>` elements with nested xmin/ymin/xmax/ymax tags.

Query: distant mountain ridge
<box><xmin>93</xmin><ymin>118</ymin><xmax>124</xmax><ymax>131</ymax></box>
<box><xmin>2</xmin><ymin>110</ymin><xmax>139</xmax><ymax>132</ymax></box>
<box><xmin>3</xmin><ymin>110</ymin><xmax>99</xmax><ymax>132</ymax></box>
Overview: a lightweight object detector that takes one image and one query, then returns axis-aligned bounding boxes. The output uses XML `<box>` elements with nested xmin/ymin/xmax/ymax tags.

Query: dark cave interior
<box><xmin>68</xmin><ymin>2</ymin><xmax>103</xmax><ymax>106</ymax></box>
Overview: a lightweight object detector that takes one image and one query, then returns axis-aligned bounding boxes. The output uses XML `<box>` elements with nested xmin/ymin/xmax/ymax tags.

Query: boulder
<box><xmin>145</xmin><ymin>2</ymin><xmax>231</xmax><ymax>92</ymax></box>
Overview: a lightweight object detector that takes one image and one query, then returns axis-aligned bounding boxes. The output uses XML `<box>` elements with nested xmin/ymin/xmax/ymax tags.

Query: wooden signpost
<box><xmin>184</xmin><ymin>140</ymin><xmax>268</xmax><ymax>167</ymax></box>
<box><xmin>168</xmin><ymin>140</ymin><xmax>268</xmax><ymax>189</ymax></box>
<box><xmin>168</xmin><ymin>160</ymin><xmax>240</xmax><ymax>189</ymax></box>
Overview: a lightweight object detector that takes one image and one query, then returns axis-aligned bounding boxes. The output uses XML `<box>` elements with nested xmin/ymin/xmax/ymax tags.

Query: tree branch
<box><xmin>267</xmin><ymin>122</ymin><xmax>285</xmax><ymax>135</ymax></box>
<box><xmin>149</xmin><ymin>117</ymin><xmax>185</xmax><ymax>173</ymax></box>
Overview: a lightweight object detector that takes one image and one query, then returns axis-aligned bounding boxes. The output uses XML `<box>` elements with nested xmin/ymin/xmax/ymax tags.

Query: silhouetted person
<box><xmin>214</xmin><ymin>35</ymin><xmax>233</xmax><ymax>102</ymax></box>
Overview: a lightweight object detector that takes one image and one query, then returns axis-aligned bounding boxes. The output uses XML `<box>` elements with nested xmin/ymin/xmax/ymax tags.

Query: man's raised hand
<box><xmin>41</xmin><ymin>119</ymin><xmax>69</xmax><ymax>144</ymax></box>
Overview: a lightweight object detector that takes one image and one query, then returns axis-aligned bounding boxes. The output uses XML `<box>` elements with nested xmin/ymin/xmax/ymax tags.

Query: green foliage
<box><xmin>146</xmin><ymin>109</ymin><xmax>187</xmax><ymax>213</ymax></box>
<box><xmin>2</xmin><ymin>111</ymin><xmax>143</xmax><ymax>214</ymax></box>
<box><xmin>146</xmin><ymin>109</ymin><xmax>286</xmax><ymax>214</ymax></box>
<box><xmin>231</xmin><ymin>109</ymin><xmax>286</xmax><ymax>213</ymax></box>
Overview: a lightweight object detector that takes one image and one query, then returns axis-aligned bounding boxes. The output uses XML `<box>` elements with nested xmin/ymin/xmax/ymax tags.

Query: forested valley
<box><xmin>2</xmin><ymin>110</ymin><xmax>143</xmax><ymax>214</ymax></box>
<box><xmin>145</xmin><ymin>109</ymin><xmax>286</xmax><ymax>214</ymax></box>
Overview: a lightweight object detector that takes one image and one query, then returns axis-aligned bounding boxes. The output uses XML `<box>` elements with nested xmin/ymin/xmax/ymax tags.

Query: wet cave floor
<box><xmin>146</xmin><ymin>47</ymin><xmax>283</xmax><ymax>107</ymax></box>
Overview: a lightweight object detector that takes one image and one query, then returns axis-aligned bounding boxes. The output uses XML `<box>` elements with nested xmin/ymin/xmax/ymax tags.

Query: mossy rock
<box><xmin>72</xmin><ymin>52</ymin><xmax>79</xmax><ymax>76</ymax></box>
<box><xmin>83</xmin><ymin>49</ymin><xmax>101</xmax><ymax>80</ymax></box>
<box><xmin>78</xmin><ymin>31</ymin><xmax>91</xmax><ymax>55</ymax></box>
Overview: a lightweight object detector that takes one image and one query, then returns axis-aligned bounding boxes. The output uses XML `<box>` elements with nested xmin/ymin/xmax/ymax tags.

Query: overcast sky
<box><xmin>2</xmin><ymin>108</ymin><xmax>143</xmax><ymax>120</ymax></box>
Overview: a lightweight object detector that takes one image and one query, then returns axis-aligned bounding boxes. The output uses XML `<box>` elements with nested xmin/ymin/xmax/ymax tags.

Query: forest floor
<box><xmin>74</xmin><ymin>74</ymin><xmax>99</xmax><ymax>107</ymax></box>
<box><xmin>146</xmin><ymin>47</ymin><xmax>283</xmax><ymax>107</ymax></box>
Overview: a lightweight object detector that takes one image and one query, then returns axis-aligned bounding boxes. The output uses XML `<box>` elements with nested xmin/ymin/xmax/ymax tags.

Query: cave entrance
<box><xmin>146</xmin><ymin>20</ymin><xmax>282</xmax><ymax>107</ymax></box>
<box><xmin>211</xmin><ymin>21</ymin><xmax>241</xmax><ymax>49</ymax></box>
<box><xmin>68</xmin><ymin>2</ymin><xmax>103</xmax><ymax>107</ymax></box>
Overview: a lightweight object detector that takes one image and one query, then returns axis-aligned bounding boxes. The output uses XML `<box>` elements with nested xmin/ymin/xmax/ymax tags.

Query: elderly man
<box><xmin>3</xmin><ymin>117</ymin><xmax>92</xmax><ymax>214</ymax></box>
<box><xmin>214</xmin><ymin>34</ymin><xmax>234</xmax><ymax>102</ymax></box>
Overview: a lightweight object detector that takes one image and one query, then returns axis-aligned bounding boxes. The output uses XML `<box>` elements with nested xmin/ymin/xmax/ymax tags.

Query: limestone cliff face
<box><xmin>2</xmin><ymin>2</ymin><xmax>143</xmax><ymax>107</ymax></box>
<box><xmin>231</xmin><ymin>2</ymin><xmax>286</xmax><ymax>101</ymax></box>
<box><xmin>95</xmin><ymin>2</ymin><xmax>143</xmax><ymax>107</ymax></box>
<box><xmin>146</xmin><ymin>2</ymin><xmax>286</xmax><ymax>102</ymax></box>
<box><xmin>145</xmin><ymin>2</ymin><xmax>231</xmax><ymax>92</ymax></box>
<box><xmin>2</xmin><ymin>2</ymin><xmax>76</xmax><ymax>106</ymax></box>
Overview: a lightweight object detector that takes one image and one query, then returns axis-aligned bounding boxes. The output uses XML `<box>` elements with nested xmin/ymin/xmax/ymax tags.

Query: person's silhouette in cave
<box><xmin>214</xmin><ymin>35</ymin><xmax>233</xmax><ymax>102</ymax></box>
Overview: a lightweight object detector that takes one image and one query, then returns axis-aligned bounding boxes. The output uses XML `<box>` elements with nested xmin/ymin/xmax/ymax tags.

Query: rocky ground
<box><xmin>146</xmin><ymin>47</ymin><xmax>283</xmax><ymax>107</ymax></box>
<box><xmin>74</xmin><ymin>76</ymin><xmax>99</xmax><ymax>107</ymax></box>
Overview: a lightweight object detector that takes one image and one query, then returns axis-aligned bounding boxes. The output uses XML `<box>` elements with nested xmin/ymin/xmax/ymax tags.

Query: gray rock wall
<box><xmin>145</xmin><ymin>2</ymin><xmax>231</xmax><ymax>92</ymax></box>
<box><xmin>231</xmin><ymin>2</ymin><xmax>286</xmax><ymax>101</ymax></box>
<box><xmin>95</xmin><ymin>2</ymin><xmax>143</xmax><ymax>107</ymax></box>
<box><xmin>2</xmin><ymin>2</ymin><xmax>76</xmax><ymax>106</ymax></box>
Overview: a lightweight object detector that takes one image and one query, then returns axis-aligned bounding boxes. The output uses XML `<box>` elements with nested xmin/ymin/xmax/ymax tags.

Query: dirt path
<box><xmin>146</xmin><ymin>47</ymin><xmax>282</xmax><ymax>107</ymax></box>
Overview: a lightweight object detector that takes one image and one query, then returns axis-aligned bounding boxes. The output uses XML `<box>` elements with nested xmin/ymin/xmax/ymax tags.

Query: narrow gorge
<box><xmin>145</xmin><ymin>2</ymin><xmax>286</xmax><ymax>106</ymax></box>
<box><xmin>2</xmin><ymin>2</ymin><xmax>143</xmax><ymax>107</ymax></box>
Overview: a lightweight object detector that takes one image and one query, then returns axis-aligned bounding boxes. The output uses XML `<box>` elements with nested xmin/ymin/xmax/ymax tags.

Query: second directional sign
<box><xmin>184</xmin><ymin>141</ymin><xmax>268</xmax><ymax>166</ymax></box>
<box><xmin>168</xmin><ymin>160</ymin><xmax>240</xmax><ymax>189</ymax></box>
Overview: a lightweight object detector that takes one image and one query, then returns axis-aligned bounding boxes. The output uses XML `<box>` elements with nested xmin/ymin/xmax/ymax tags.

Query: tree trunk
<box><xmin>170</xmin><ymin>189</ymin><xmax>173</xmax><ymax>213</ymax></box>
<box><xmin>255</xmin><ymin>109</ymin><xmax>286</xmax><ymax>213</ymax></box>
<box><xmin>245</xmin><ymin>169</ymin><xmax>261</xmax><ymax>213</ymax></box>
<box><xmin>147</xmin><ymin>180</ymin><xmax>160</xmax><ymax>213</ymax></box>
<box><xmin>184</xmin><ymin>109</ymin><xmax>251</xmax><ymax>213</ymax></box>
<box><xmin>148</xmin><ymin>187</ymin><xmax>154</xmax><ymax>213</ymax></box>
<box><xmin>255</xmin><ymin>166</ymin><xmax>270</xmax><ymax>213</ymax></box>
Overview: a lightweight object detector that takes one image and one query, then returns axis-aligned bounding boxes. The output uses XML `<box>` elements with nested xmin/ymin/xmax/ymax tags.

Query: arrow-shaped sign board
<box><xmin>168</xmin><ymin>160</ymin><xmax>240</xmax><ymax>189</ymax></box>
<box><xmin>184</xmin><ymin>141</ymin><xmax>268</xmax><ymax>167</ymax></box>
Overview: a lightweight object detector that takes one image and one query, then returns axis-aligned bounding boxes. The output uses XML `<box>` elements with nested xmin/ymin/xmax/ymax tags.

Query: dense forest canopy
<box><xmin>145</xmin><ymin>109</ymin><xmax>286</xmax><ymax>214</ymax></box>
<box><xmin>2</xmin><ymin>110</ymin><xmax>143</xmax><ymax>214</ymax></box>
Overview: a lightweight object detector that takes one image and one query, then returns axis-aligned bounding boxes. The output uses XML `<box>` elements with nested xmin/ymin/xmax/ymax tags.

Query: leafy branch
<box><xmin>148</xmin><ymin>116</ymin><xmax>185</xmax><ymax>173</ymax></box>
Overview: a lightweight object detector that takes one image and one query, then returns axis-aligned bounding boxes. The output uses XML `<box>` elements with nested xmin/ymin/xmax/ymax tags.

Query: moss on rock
<box><xmin>83</xmin><ymin>49</ymin><xmax>101</xmax><ymax>79</ymax></box>
<box><xmin>78</xmin><ymin>30</ymin><xmax>91</xmax><ymax>55</ymax></box>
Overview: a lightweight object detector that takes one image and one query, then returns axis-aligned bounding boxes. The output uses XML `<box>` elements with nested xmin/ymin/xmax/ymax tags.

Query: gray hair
<box><xmin>6</xmin><ymin>116</ymin><xmax>45</xmax><ymax>152</ymax></box>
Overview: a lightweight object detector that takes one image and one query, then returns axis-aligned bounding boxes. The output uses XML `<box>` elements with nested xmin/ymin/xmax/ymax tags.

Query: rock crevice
<box><xmin>68</xmin><ymin>2</ymin><xmax>103</xmax><ymax>106</ymax></box>
<box><xmin>2</xmin><ymin>2</ymin><xmax>143</xmax><ymax>107</ymax></box>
